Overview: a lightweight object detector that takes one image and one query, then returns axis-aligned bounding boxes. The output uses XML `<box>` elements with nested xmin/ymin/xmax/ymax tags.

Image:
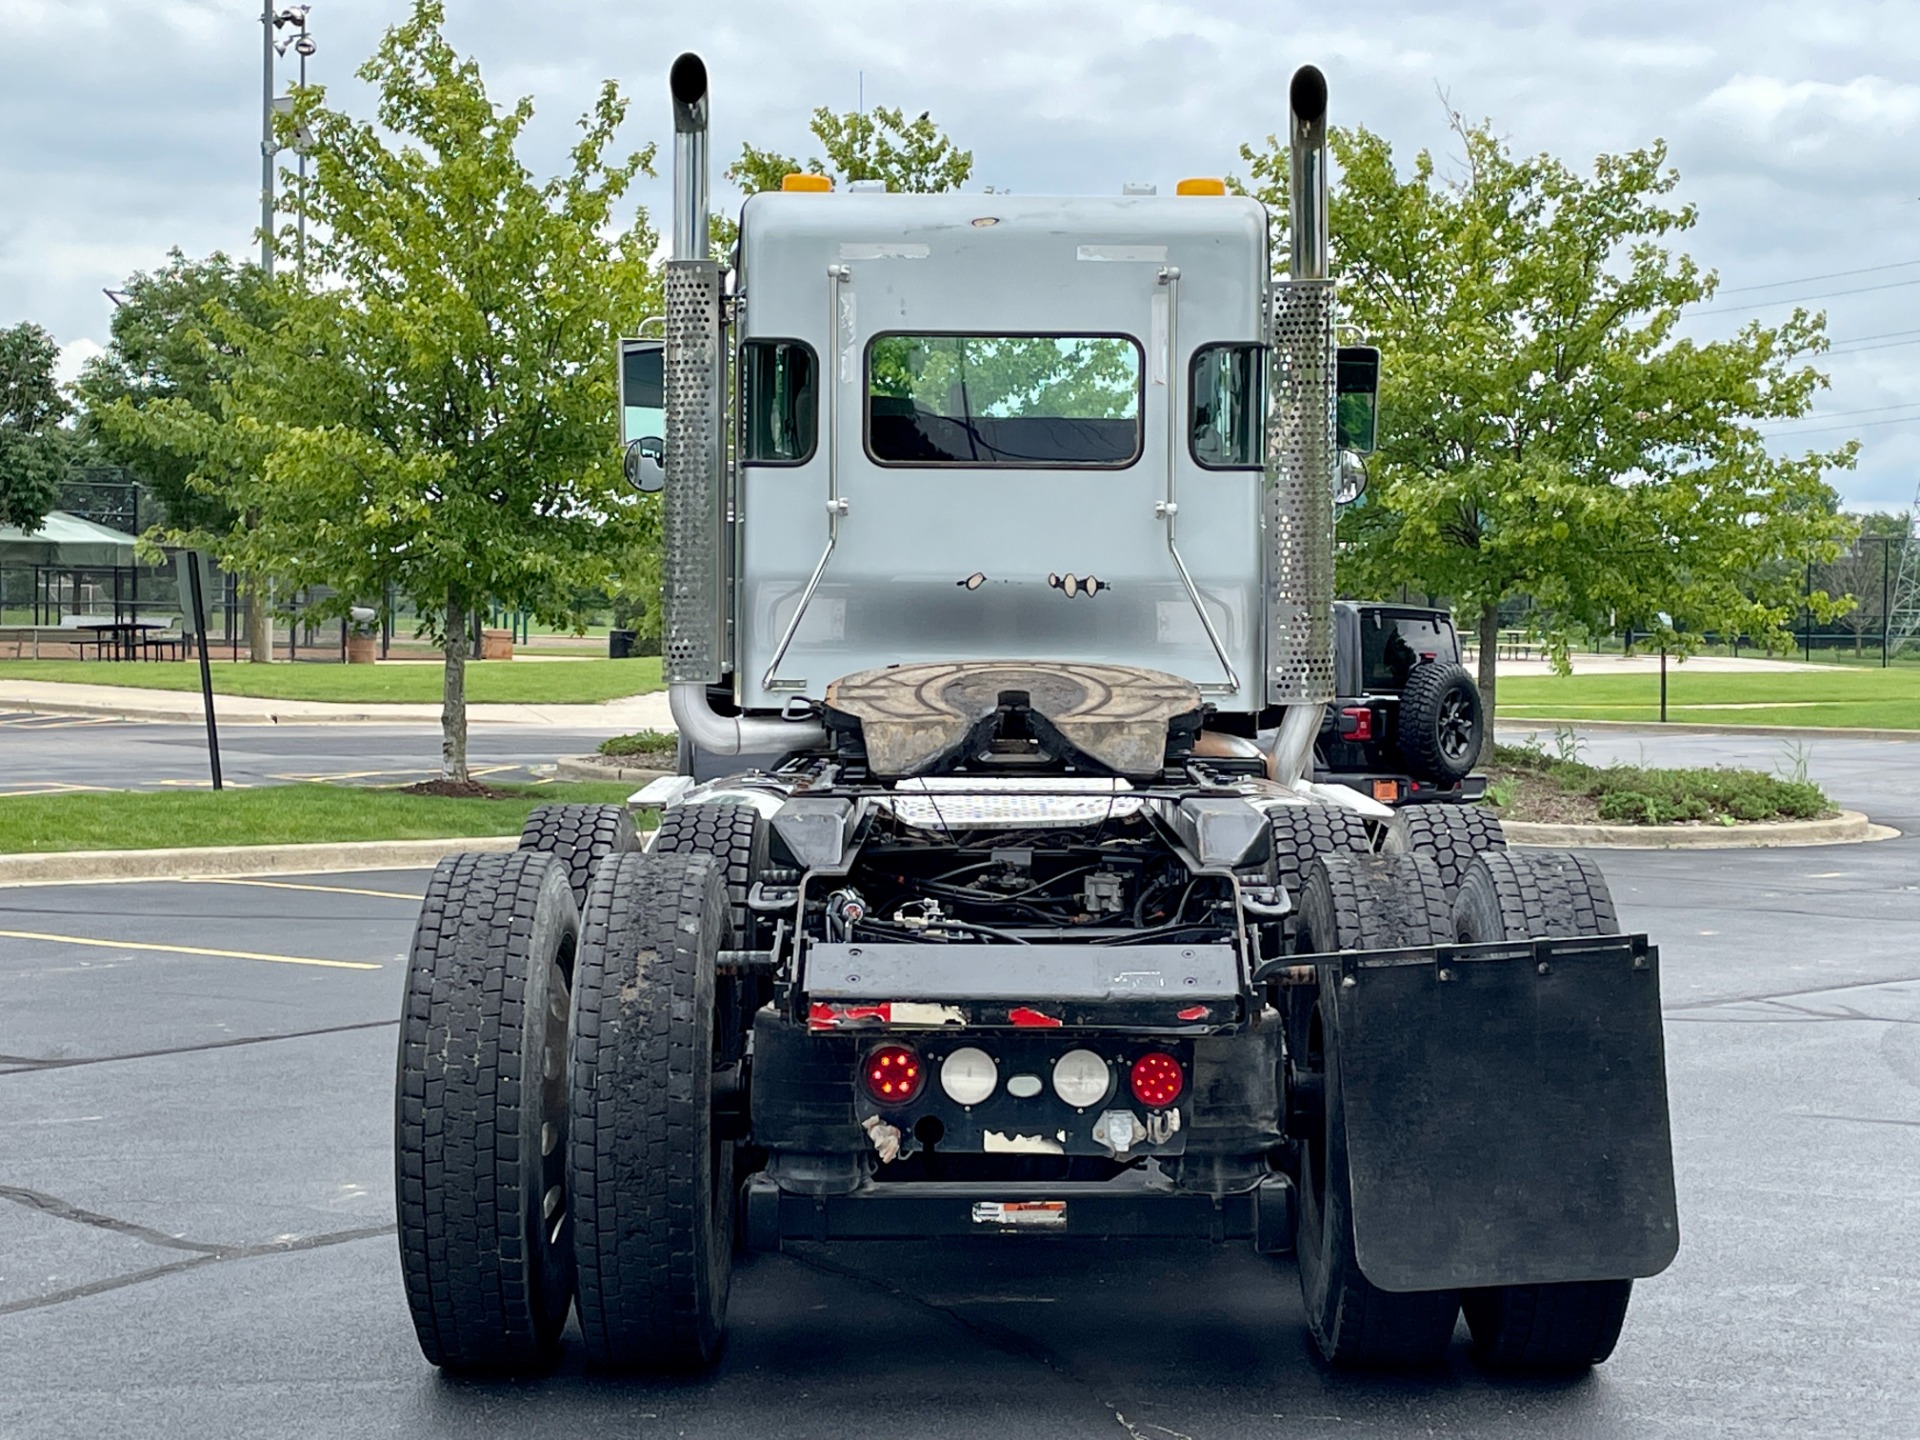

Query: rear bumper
<box><xmin>742</xmin><ymin>1169</ymin><xmax>1296</xmax><ymax>1250</ymax></box>
<box><xmin>1312</xmin><ymin>770</ymin><xmax>1486</xmax><ymax>806</ymax></box>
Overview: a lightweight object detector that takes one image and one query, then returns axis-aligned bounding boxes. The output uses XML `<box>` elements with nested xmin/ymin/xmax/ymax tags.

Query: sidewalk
<box><xmin>0</xmin><ymin>679</ymin><xmax>675</xmax><ymax>729</ymax></box>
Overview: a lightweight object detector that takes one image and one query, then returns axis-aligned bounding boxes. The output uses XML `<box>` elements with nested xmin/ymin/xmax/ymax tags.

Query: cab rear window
<box><xmin>866</xmin><ymin>334</ymin><xmax>1142</xmax><ymax>467</ymax></box>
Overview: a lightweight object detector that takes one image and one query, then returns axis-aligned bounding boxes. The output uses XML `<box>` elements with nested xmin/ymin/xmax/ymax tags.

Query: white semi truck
<box><xmin>394</xmin><ymin>54</ymin><xmax>1678</xmax><ymax>1378</ymax></box>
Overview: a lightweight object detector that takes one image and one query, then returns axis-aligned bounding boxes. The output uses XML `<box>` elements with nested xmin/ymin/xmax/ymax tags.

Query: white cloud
<box><xmin>55</xmin><ymin>336</ymin><xmax>104</xmax><ymax>385</ymax></box>
<box><xmin>3</xmin><ymin>0</ymin><xmax>1916</xmax><ymax>509</ymax></box>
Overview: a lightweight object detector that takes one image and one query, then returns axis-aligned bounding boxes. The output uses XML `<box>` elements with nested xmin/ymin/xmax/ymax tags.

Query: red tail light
<box><xmin>1129</xmin><ymin>1052</ymin><xmax>1184</xmax><ymax>1108</ymax></box>
<box><xmin>863</xmin><ymin>1045</ymin><xmax>925</xmax><ymax>1104</ymax></box>
<box><xmin>1338</xmin><ymin>706</ymin><xmax>1374</xmax><ymax>742</ymax></box>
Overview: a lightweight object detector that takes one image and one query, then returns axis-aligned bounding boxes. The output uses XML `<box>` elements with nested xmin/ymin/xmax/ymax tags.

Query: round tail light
<box><xmin>940</xmin><ymin>1046</ymin><xmax>998</xmax><ymax>1105</ymax></box>
<box><xmin>1129</xmin><ymin>1052</ymin><xmax>1184</xmax><ymax>1108</ymax></box>
<box><xmin>1052</xmin><ymin>1049</ymin><xmax>1112</xmax><ymax>1109</ymax></box>
<box><xmin>863</xmin><ymin>1045</ymin><xmax>925</xmax><ymax>1104</ymax></box>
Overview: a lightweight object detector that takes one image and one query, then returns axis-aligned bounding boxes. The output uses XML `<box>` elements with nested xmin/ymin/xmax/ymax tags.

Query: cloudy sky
<box><xmin>3</xmin><ymin>0</ymin><xmax>1916</xmax><ymax>511</ymax></box>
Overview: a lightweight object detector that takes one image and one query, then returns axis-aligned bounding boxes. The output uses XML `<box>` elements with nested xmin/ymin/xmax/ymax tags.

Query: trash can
<box><xmin>609</xmin><ymin>628</ymin><xmax>636</xmax><ymax>660</ymax></box>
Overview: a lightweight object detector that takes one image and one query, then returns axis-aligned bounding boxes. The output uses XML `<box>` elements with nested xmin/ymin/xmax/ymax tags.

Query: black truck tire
<box><xmin>1452</xmin><ymin>848</ymin><xmax>1618</xmax><ymax>945</ymax></box>
<box><xmin>396</xmin><ymin>851</ymin><xmax>577</xmax><ymax>1373</ymax></box>
<box><xmin>1268</xmin><ymin>804</ymin><xmax>1374</xmax><ymax>944</ymax></box>
<box><xmin>651</xmin><ymin>801</ymin><xmax>770</xmax><ymax>946</ymax></box>
<box><xmin>1383</xmin><ymin>804</ymin><xmax>1506</xmax><ymax>899</ymax></box>
<box><xmin>1396</xmin><ymin>661</ymin><xmax>1483</xmax><ymax>784</ymax></box>
<box><xmin>569</xmin><ymin>850</ymin><xmax>735</xmax><ymax>1371</ymax></box>
<box><xmin>1451</xmin><ymin>848</ymin><xmax>1633</xmax><ymax>1371</ymax></box>
<box><xmin>1290</xmin><ymin>853</ymin><xmax>1461</xmax><ymax>1368</ymax></box>
<box><xmin>519</xmin><ymin>803</ymin><xmax>640</xmax><ymax>914</ymax></box>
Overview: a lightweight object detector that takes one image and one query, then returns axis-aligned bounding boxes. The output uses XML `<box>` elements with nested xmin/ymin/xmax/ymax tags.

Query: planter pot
<box><xmin>346</xmin><ymin>633</ymin><xmax>378</xmax><ymax>665</ymax></box>
<box><xmin>479</xmin><ymin>628</ymin><xmax>514</xmax><ymax>661</ymax></box>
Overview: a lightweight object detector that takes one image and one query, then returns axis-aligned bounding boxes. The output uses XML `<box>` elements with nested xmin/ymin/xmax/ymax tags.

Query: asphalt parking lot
<box><xmin>1</xmin><ymin>729</ymin><xmax>1916</xmax><ymax>1438</ymax></box>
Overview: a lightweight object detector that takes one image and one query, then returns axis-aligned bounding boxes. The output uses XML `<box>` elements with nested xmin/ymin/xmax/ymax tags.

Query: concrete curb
<box><xmin>1497</xmin><ymin>719</ymin><xmax>1920</xmax><ymax>743</ymax></box>
<box><xmin>1502</xmin><ymin>809</ymin><xmax>1895</xmax><ymax>850</ymax></box>
<box><xmin>0</xmin><ymin>835</ymin><xmax>519</xmax><ymax>888</ymax></box>
<box><xmin>555</xmin><ymin>757</ymin><xmax>674</xmax><ymax>784</ymax></box>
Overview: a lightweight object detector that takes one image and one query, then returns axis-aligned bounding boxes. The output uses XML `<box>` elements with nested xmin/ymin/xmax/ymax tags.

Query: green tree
<box><xmin>1240</xmin><ymin>118</ymin><xmax>1856</xmax><ymax>731</ymax></box>
<box><xmin>0</xmin><ymin>322</ymin><xmax>72</xmax><ymax>532</ymax></box>
<box><xmin>109</xmin><ymin>0</ymin><xmax>659</xmax><ymax>781</ymax></box>
<box><xmin>75</xmin><ymin>250</ymin><xmax>281</xmax><ymax>658</ymax></box>
<box><xmin>729</xmin><ymin>105</ymin><xmax>973</xmax><ymax>196</ymax></box>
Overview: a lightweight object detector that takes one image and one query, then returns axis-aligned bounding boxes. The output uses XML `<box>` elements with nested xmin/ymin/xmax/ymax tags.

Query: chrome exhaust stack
<box><xmin>669</xmin><ymin>53</ymin><xmax>710</xmax><ymax>262</ymax></box>
<box><xmin>1263</xmin><ymin>63</ymin><xmax>1337</xmax><ymax>783</ymax></box>
<box><xmin>662</xmin><ymin>52</ymin><xmax>827</xmax><ymax>759</ymax></box>
<box><xmin>1287</xmin><ymin>65</ymin><xmax>1329</xmax><ymax>282</ymax></box>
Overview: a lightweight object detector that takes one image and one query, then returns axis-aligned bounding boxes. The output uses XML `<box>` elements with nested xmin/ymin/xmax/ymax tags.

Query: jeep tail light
<box><xmin>1129</xmin><ymin>1052</ymin><xmax>1184</xmax><ymax>1108</ymax></box>
<box><xmin>1338</xmin><ymin>706</ymin><xmax>1374</xmax><ymax>742</ymax></box>
<box><xmin>864</xmin><ymin>1045</ymin><xmax>925</xmax><ymax>1104</ymax></box>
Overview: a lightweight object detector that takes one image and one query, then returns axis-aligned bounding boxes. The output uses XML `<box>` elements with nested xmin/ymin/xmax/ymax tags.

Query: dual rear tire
<box><xmin>398</xmin><ymin>808</ymin><xmax>738</xmax><ymax>1375</ymax></box>
<box><xmin>1290</xmin><ymin>846</ymin><xmax>1635</xmax><ymax>1373</ymax></box>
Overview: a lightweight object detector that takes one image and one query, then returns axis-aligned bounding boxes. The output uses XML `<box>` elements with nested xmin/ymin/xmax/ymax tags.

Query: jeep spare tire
<box><xmin>1397</xmin><ymin>661</ymin><xmax>1483</xmax><ymax>783</ymax></box>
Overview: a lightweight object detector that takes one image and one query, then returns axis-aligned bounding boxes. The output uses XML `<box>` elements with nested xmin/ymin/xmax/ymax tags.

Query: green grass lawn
<box><xmin>1498</xmin><ymin>666</ymin><xmax>1920</xmax><ymax>729</ymax></box>
<box><xmin>0</xmin><ymin>781</ymin><xmax>651</xmax><ymax>854</ymax></box>
<box><xmin>0</xmin><ymin>656</ymin><xmax>662</xmax><ymax>705</ymax></box>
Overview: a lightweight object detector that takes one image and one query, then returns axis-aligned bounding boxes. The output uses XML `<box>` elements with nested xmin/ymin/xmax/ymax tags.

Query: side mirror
<box><xmin>619</xmin><ymin>336</ymin><xmax>666</xmax><ymax>490</ymax></box>
<box><xmin>1335</xmin><ymin>450</ymin><xmax>1369</xmax><ymax>506</ymax></box>
<box><xmin>1336</xmin><ymin>344</ymin><xmax>1380</xmax><ymax>455</ymax></box>
<box><xmin>624</xmin><ymin>437</ymin><xmax>665</xmax><ymax>494</ymax></box>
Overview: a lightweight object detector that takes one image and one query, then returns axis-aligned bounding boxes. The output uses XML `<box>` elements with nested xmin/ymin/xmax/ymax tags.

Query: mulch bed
<box><xmin>398</xmin><ymin>779</ymin><xmax>511</xmax><ymax>800</ymax></box>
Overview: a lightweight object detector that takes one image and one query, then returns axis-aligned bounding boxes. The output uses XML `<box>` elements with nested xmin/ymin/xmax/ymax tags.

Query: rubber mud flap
<box><xmin>1327</xmin><ymin>941</ymin><xmax>1679</xmax><ymax>1291</ymax></box>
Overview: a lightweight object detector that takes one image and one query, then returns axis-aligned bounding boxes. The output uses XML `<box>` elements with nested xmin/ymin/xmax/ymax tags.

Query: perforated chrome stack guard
<box><xmin>1264</xmin><ymin>278</ymin><xmax>1337</xmax><ymax>706</ymax></box>
<box><xmin>663</xmin><ymin>258</ymin><xmax>726</xmax><ymax>686</ymax></box>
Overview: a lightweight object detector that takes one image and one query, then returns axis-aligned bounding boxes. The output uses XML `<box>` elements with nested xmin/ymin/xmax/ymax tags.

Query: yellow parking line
<box><xmin>0</xmin><ymin>929</ymin><xmax>381</xmax><ymax>971</ymax></box>
<box><xmin>182</xmin><ymin>877</ymin><xmax>424</xmax><ymax>901</ymax></box>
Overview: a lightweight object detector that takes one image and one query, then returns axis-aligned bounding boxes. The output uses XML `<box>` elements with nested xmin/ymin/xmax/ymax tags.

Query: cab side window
<box><xmin>1190</xmin><ymin>344</ymin><xmax>1263</xmax><ymax>468</ymax></box>
<box><xmin>743</xmin><ymin>340</ymin><xmax>817</xmax><ymax>464</ymax></box>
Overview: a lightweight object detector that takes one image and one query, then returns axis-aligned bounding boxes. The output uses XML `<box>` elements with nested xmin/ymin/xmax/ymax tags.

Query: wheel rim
<box><xmin>1436</xmin><ymin>691</ymin><xmax>1475</xmax><ymax>763</ymax></box>
<box><xmin>536</xmin><ymin>955</ymin><xmax>571</xmax><ymax>1257</ymax></box>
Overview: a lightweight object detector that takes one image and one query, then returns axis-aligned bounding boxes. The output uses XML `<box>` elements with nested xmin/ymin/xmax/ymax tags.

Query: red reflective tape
<box><xmin>1177</xmin><ymin>1005</ymin><xmax>1210</xmax><ymax>1021</ymax></box>
<box><xmin>808</xmin><ymin>1001</ymin><xmax>892</xmax><ymax>1031</ymax></box>
<box><xmin>1008</xmin><ymin>1006</ymin><xmax>1063</xmax><ymax>1029</ymax></box>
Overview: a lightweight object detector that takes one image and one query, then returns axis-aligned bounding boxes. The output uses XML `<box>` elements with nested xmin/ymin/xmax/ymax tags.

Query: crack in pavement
<box><xmin>783</xmin><ymin>1246</ymin><xmax>1190</xmax><ymax>1440</ymax></box>
<box><xmin>0</xmin><ymin>1184</ymin><xmax>227</xmax><ymax>1254</ymax></box>
<box><xmin>1665</xmin><ymin>972</ymin><xmax>1920</xmax><ymax>1013</ymax></box>
<box><xmin>0</xmin><ymin>1183</ymin><xmax>398</xmax><ymax>1317</ymax></box>
<box><xmin>0</xmin><ymin>1221</ymin><xmax>398</xmax><ymax>1317</ymax></box>
<box><xmin>1791</xmin><ymin>1112</ymin><xmax>1920</xmax><ymax>1130</ymax></box>
<box><xmin>0</xmin><ymin>1018</ymin><xmax>397</xmax><ymax>1075</ymax></box>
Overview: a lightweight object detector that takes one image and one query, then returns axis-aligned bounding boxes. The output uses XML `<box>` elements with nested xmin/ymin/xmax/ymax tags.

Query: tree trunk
<box><xmin>244</xmin><ymin>580</ymin><xmax>271</xmax><ymax>663</ymax></box>
<box><xmin>1476</xmin><ymin>602</ymin><xmax>1499</xmax><ymax>766</ymax></box>
<box><xmin>442</xmin><ymin>590</ymin><xmax>469</xmax><ymax>784</ymax></box>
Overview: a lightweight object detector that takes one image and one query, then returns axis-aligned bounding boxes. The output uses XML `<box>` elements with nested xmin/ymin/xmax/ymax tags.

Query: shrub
<box><xmin>598</xmin><ymin>729</ymin><xmax>677</xmax><ymax>758</ymax></box>
<box><xmin>1491</xmin><ymin>744</ymin><xmax>1830</xmax><ymax>824</ymax></box>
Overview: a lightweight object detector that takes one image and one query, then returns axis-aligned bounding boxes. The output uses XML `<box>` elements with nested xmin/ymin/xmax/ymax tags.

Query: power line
<box><xmin>1686</xmin><ymin>276</ymin><xmax>1920</xmax><ymax>316</ymax></box>
<box><xmin>1827</xmin><ymin>336</ymin><xmax>1920</xmax><ymax>357</ymax></box>
<box><xmin>1828</xmin><ymin>326</ymin><xmax>1920</xmax><ymax>346</ymax></box>
<box><xmin>1761</xmin><ymin>401</ymin><xmax>1920</xmax><ymax>427</ymax></box>
<box><xmin>1763</xmin><ymin>414</ymin><xmax>1920</xmax><ymax>439</ymax></box>
<box><xmin>1713</xmin><ymin>257</ymin><xmax>1920</xmax><ymax>296</ymax></box>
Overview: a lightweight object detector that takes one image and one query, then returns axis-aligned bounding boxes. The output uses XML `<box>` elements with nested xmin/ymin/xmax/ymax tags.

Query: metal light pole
<box><xmin>260</xmin><ymin>6</ymin><xmax>313</xmax><ymax>280</ymax></box>
<box><xmin>260</xmin><ymin>2</ymin><xmax>275</xmax><ymax>280</ymax></box>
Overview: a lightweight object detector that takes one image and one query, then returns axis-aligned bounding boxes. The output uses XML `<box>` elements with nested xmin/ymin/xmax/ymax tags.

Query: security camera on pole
<box><xmin>260</xmin><ymin>5</ymin><xmax>315</xmax><ymax>280</ymax></box>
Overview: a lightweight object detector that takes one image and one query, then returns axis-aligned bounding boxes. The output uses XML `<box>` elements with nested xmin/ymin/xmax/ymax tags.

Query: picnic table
<box><xmin>60</xmin><ymin>616</ymin><xmax>183</xmax><ymax>662</ymax></box>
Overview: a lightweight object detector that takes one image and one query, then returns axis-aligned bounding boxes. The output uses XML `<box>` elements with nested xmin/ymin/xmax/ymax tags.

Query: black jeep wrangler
<box><xmin>1317</xmin><ymin>601</ymin><xmax>1487</xmax><ymax>806</ymax></box>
